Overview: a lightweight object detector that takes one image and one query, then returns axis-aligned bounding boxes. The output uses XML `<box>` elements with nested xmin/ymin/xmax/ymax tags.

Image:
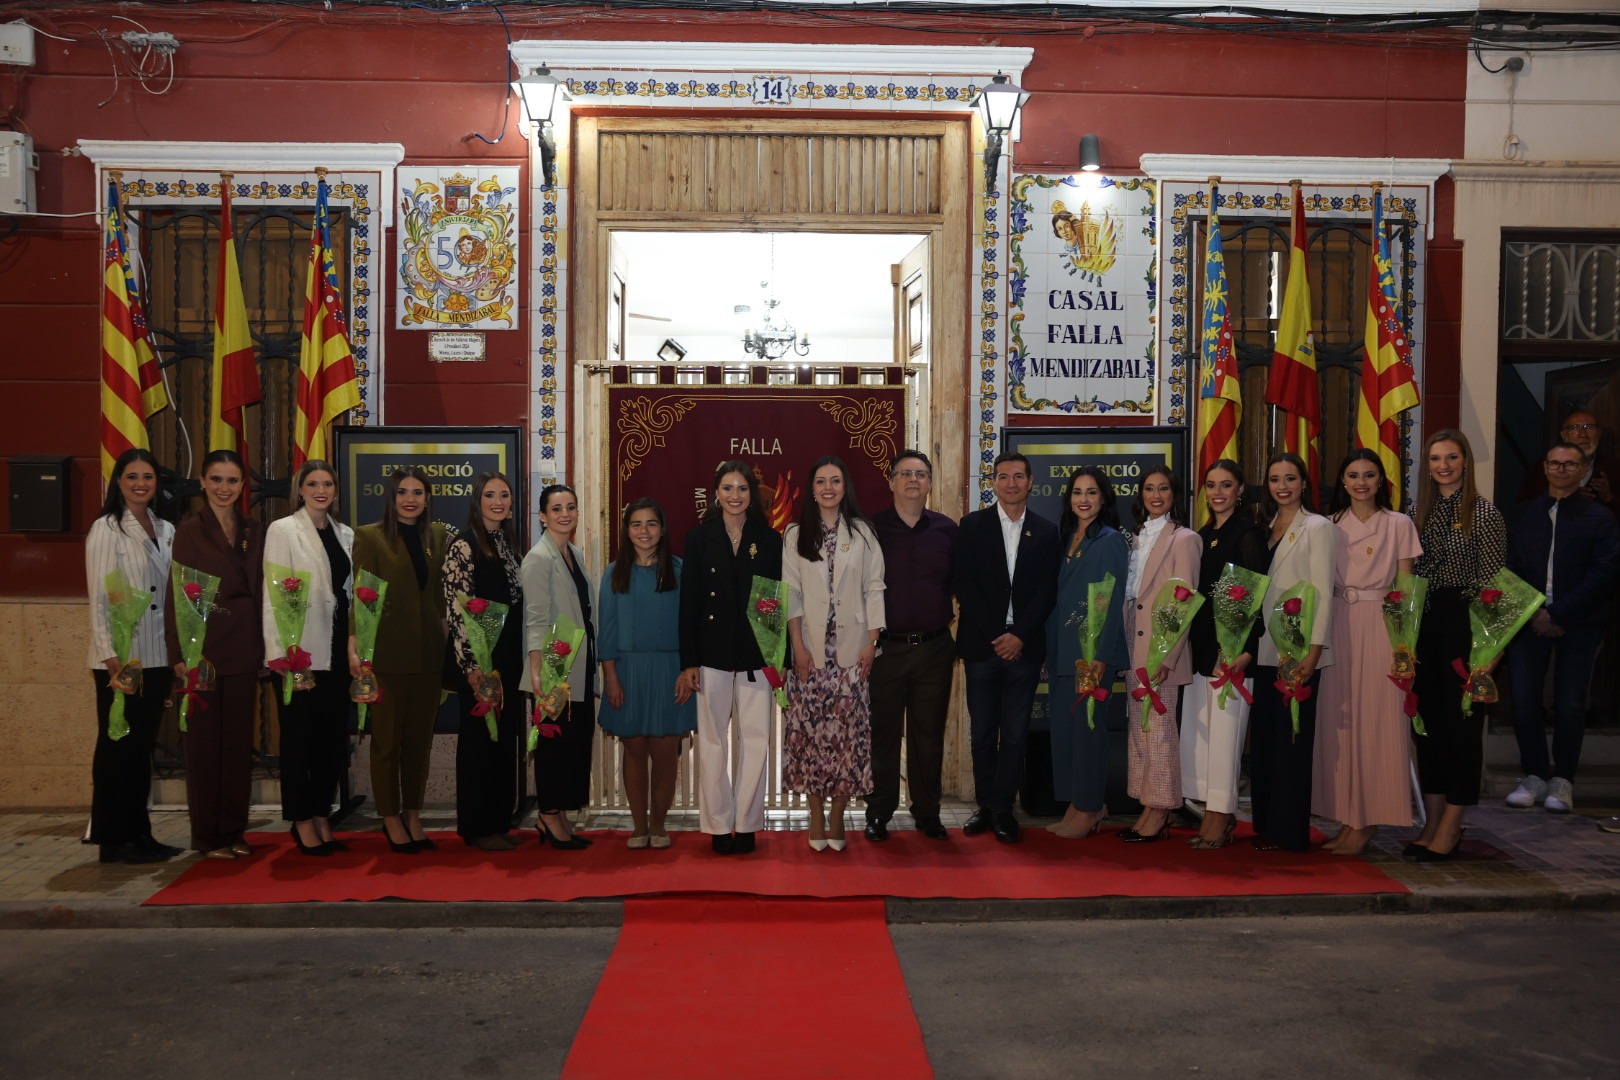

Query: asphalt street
<box><xmin>2</xmin><ymin>912</ymin><xmax>1616</xmax><ymax>1080</ymax></box>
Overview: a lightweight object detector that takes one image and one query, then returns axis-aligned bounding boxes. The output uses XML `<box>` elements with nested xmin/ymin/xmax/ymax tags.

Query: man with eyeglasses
<box><xmin>1504</xmin><ymin>442</ymin><xmax>1620</xmax><ymax>814</ymax></box>
<box><xmin>1526</xmin><ymin>411</ymin><xmax>1616</xmax><ymax>508</ymax></box>
<box><xmin>864</xmin><ymin>450</ymin><xmax>958</xmax><ymax>842</ymax></box>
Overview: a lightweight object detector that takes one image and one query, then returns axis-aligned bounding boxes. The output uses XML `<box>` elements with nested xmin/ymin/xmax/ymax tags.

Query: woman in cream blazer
<box><xmin>783</xmin><ymin>457</ymin><xmax>887</xmax><ymax>852</ymax></box>
<box><xmin>1120</xmin><ymin>467</ymin><xmax>1202</xmax><ymax>843</ymax></box>
<box><xmin>1250</xmin><ymin>451</ymin><xmax>1337</xmax><ymax>852</ymax></box>
<box><xmin>262</xmin><ymin>460</ymin><xmax>354</xmax><ymax>855</ymax></box>
<box><xmin>521</xmin><ymin>483</ymin><xmax>596</xmax><ymax>848</ymax></box>
<box><xmin>86</xmin><ymin>449</ymin><xmax>178</xmax><ymax>865</ymax></box>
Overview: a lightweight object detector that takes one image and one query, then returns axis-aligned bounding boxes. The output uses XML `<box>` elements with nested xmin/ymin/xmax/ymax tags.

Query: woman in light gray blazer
<box><xmin>85</xmin><ymin>448</ymin><xmax>178</xmax><ymax>865</ymax></box>
<box><xmin>522</xmin><ymin>483</ymin><xmax>596</xmax><ymax>849</ymax></box>
<box><xmin>1249</xmin><ymin>451</ymin><xmax>1337</xmax><ymax>853</ymax></box>
<box><xmin>263</xmin><ymin>459</ymin><xmax>354</xmax><ymax>856</ymax></box>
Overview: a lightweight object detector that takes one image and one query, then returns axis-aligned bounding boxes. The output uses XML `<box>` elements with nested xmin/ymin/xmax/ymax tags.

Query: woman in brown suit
<box><xmin>348</xmin><ymin>467</ymin><xmax>448</xmax><ymax>853</ymax></box>
<box><xmin>165</xmin><ymin>449</ymin><xmax>264</xmax><ymax>860</ymax></box>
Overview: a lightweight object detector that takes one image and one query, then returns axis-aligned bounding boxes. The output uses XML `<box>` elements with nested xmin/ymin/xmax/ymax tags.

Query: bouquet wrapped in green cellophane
<box><xmin>1460</xmin><ymin>568</ymin><xmax>1544</xmax><ymax>717</ymax></box>
<box><xmin>169</xmin><ymin>561</ymin><xmax>221</xmax><ymax>733</ymax></box>
<box><xmin>1209</xmin><ymin>563</ymin><xmax>1269</xmax><ymax>709</ymax></box>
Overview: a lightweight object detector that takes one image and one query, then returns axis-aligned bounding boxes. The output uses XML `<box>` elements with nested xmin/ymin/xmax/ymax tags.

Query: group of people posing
<box><xmin>84</xmin><ymin>422</ymin><xmax>1615</xmax><ymax>866</ymax></box>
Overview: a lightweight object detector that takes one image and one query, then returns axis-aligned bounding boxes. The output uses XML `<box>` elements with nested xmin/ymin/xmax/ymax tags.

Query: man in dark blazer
<box><xmin>1504</xmin><ymin>442</ymin><xmax>1620</xmax><ymax>815</ymax></box>
<box><xmin>952</xmin><ymin>451</ymin><xmax>1059</xmax><ymax>842</ymax></box>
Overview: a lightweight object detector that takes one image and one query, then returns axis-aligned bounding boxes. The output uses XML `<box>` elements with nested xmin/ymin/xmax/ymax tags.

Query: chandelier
<box><xmin>741</xmin><ymin>237</ymin><xmax>811</xmax><ymax>361</ymax></box>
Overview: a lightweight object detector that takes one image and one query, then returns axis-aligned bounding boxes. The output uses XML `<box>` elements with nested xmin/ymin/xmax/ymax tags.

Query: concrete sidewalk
<box><xmin>2</xmin><ymin>801</ymin><xmax>1617</xmax><ymax>929</ymax></box>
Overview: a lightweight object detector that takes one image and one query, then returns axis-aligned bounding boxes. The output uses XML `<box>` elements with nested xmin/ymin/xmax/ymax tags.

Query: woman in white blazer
<box><xmin>784</xmin><ymin>457</ymin><xmax>887</xmax><ymax>852</ymax></box>
<box><xmin>1250</xmin><ymin>451</ymin><xmax>1337</xmax><ymax>852</ymax></box>
<box><xmin>262</xmin><ymin>459</ymin><xmax>354</xmax><ymax>856</ymax></box>
<box><xmin>85</xmin><ymin>449</ymin><xmax>179</xmax><ymax>865</ymax></box>
<box><xmin>522</xmin><ymin>483</ymin><xmax>596</xmax><ymax>850</ymax></box>
<box><xmin>1120</xmin><ymin>467</ymin><xmax>1202</xmax><ymax>843</ymax></box>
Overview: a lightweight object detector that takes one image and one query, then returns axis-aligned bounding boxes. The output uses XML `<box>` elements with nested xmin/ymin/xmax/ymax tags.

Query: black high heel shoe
<box><xmin>536</xmin><ymin>815</ymin><xmax>589</xmax><ymax>851</ymax></box>
<box><xmin>383</xmin><ymin>826</ymin><xmax>419</xmax><ymax>855</ymax></box>
<box><xmin>1121</xmin><ymin>815</ymin><xmax>1172</xmax><ymax>844</ymax></box>
<box><xmin>291</xmin><ymin>823</ymin><xmax>333</xmax><ymax>857</ymax></box>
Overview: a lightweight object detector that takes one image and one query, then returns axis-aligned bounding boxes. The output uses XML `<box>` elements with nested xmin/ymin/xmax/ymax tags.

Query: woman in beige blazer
<box><xmin>263</xmin><ymin>459</ymin><xmax>355</xmax><ymax>856</ymax></box>
<box><xmin>1120</xmin><ymin>467</ymin><xmax>1202</xmax><ymax>843</ymax></box>
<box><xmin>784</xmin><ymin>457</ymin><xmax>887</xmax><ymax>852</ymax></box>
<box><xmin>347</xmin><ymin>467</ymin><xmax>448</xmax><ymax>854</ymax></box>
<box><xmin>521</xmin><ymin>483</ymin><xmax>596</xmax><ymax>849</ymax></box>
<box><xmin>1250</xmin><ymin>451</ymin><xmax>1337</xmax><ymax>852</ymax></box>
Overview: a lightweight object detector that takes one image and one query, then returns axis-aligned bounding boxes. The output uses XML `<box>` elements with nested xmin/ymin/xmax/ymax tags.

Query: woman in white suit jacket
<box><xmin>85</xmin><ymin>449</ymin><xmax>179</xmax><ymax>865</ymax></box>
<box><xmin>1250</xmin><ymin>452</ymin><xmax>1337</xmax><ymax>852</ymax></box>
<box><xmin>783</xmin><ymin>457</ymin><xmax>886</xmax><ymax>852</ymax></box>
<box><xmin>263</xmin><ymin>460</ymin><xmax>354</xmax><ymax>855</ymax></box>
<box><xmin>1120</xmin><ymin>467</ymin><xmax>1202</xmax><ymax>843</ymax></box>
<box><xmin>522</xmin><ymin>483</ymin><xmax>596</xmax><ymax>849</ymax></box>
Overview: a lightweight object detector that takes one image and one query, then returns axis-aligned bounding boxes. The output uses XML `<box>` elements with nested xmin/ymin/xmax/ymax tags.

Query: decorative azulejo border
<box><xmin>116</xmin><ymin>174</ymin><xmax>379</xmax><ymax>428</ymax></box>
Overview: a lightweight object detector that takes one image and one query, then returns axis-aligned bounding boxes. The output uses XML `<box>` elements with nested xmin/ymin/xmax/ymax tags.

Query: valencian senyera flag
<box><xmin>1265</xmin><ymin>191</ymin><xmax>1321</xmax><ymax>503</ymax></box>
<box><xmin>100</xmin><ymin>178</ymin><xmax>170</xmax><ymax>481</ymax></box>
<box><xmin>293</xmin><ymin>175</ymin><xmax>360</xmax><ymax>467</ymax></box>
<box><xmin>1195</xmin><ymin>183</ymin><xmax>1241</xmax><ymax>528</ymax></box>
<box><xmin>211</xmin><ymin>179</ymin><xmax>261</xmax><ymax>510</ymax></box>
<box><xmin>1355</xmin><ymin>188</ymin><xmax>1421</xmax><ymax>508</ymax></box>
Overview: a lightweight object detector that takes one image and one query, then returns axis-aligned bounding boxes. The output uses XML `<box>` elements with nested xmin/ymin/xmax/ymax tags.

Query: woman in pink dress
<box><xmin>1312</xmin><ymin>450</ymin><xmax>1422</xmax><ymax>855</ymax></box>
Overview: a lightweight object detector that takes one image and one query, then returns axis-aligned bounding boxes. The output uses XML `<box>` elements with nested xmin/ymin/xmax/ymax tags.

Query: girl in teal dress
<box><xmin>1044</xmin><ymin>466</ymin><xmax>1128</xmax><ymax>839</ymax></box>
<box><xmin>599</xmin><ymin>498</ymin><xmax>696</xmax><ymax>849</ymax></box>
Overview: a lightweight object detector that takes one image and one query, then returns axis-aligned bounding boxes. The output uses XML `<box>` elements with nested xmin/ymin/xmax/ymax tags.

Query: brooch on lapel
<box><xmin>1366</xmin><ymin>546</ymin><xmax>1374</xmax><ymax>556</ymax></box>
<box><xmin>1287</xmin><ymin>532</ymin><xmax>1297</xmax><ymax>542</ymax></box>
<box><xmin>1210</xmin><ymin>538</ymin><xmax>1220</xmax><ymax>548</ymax></box>
<box><xmin>1024</xmin><ymin>530</ymin><xmax>1032</xmax><ymax>538</ymax></box>
<box><xmin>748</xmin><ymin>543</ymin><xmax>758</xmax><ymax>559</ymax></box>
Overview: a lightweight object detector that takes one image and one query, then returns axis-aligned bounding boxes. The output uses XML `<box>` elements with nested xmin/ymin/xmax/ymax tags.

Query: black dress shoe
<box><xmin>137</xmin><ymin>837</ymin><xmax>184</xmax><ymax>859</ymax></box>
<box><xmin>991</xmin><ymin>811</ymin><xmax>1022</xmax><ymax>844</ymax></box>
<box><xmin>915</xmin><ymin>817</ymin><xmax>950</xmax><ymax>840</ymax></box>
<box><xmin>711</xmin><ymin>833</ymin><xmax>735</xmax><ymax>855</ymax></box>
<box><xmin>99</xmin><ymin>842</ymin><xmax>167</xmax><ymax>865</ymax></box>
<box><xmin>864</xmin><ymin>819</ymin><xmax>889</xmax><ymax>842</ymax></box>
<box><xmin>731</xmin><ymin>832</ymin><xmax>756</xmax><ymax>854</ymax></box>
<box><xmin>962</xmin><ymin>808</ymin><xmax>994</xmax><ymax>836</ymax></box>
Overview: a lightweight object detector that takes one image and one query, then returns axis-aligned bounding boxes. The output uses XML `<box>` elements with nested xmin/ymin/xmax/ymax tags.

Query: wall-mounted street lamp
<box><xmin>1079</xmin><ymin>133</ymin><xmax>1101</xmax><ymax>173</ymax></box>
<box><xmin>972</xmin><ymin>72</ymin><xmax>1030</xmax><ymax>194</ymax></box>
<box><xmin>512</xmin><ymin>63</ymin><xmax>571</xmax><ymax>186</ymax></box>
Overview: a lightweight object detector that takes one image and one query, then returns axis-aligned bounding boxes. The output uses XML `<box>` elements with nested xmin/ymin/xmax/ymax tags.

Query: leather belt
<box><xmin>879</xmin><ymin>628</ymin><xmax>949</xmax><ymax>645</ymax></box>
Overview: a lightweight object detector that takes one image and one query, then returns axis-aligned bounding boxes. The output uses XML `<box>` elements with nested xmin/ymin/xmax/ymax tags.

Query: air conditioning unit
<box><xmin>0</xmin><ymin>132</ymin><xmax>39</xmax><ymax>214</ymax></box>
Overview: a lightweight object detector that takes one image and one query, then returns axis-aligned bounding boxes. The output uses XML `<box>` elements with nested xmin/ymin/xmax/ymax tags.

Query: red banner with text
<box><xmin>606</xmin><ymin>374</ymin><xmax>907</xmax><ymax>556</ymax></box>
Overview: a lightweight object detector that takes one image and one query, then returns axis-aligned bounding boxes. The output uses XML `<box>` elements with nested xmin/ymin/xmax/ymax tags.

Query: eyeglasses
<box><xmin>894</xmin><ymin>470</ymin><xmax>931</xmax><ymax>480</ymax></box>
<box><xmin>1545</xmin><ymin>460</ymin><xmax>1583</xmax><ymax>471</ymax></box>
<box><xmin>1561</xmin><ymin>423</ymin><xmax>1599</xmax><ymax>434</ymax></box>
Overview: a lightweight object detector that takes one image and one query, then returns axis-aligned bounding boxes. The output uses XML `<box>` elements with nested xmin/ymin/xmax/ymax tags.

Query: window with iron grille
<box><xmin>1191</xmin><ymin>214</ymin><xmax>1416</xmax><ymax>503</ymax></box>
<box><xmin>135</xmin><ymin>203</ymin><xmax>351</xmax><ymax>522</ymax></box>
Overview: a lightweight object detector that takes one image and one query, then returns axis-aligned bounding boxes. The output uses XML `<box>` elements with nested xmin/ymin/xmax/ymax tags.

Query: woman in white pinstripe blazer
<box><xmin>85</xmin><ymin>448</ymin><xmax>178</xmax><ymax>865</ymax></box>
<box><xmin>1249</xmin><ymin>452</ymin><xmax>1337</xmax><ymax>853</ymax></box>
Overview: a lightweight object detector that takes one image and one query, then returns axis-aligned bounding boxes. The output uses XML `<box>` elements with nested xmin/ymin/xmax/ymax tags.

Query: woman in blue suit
<box><xmin>1044</xmin><ymin>466</ymin><xmax>1128</xmax><ymax>839</ymax></box>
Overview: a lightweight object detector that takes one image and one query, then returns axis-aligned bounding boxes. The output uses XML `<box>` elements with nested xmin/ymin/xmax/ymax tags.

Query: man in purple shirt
<box><xmin>864</xmin><ymin>450</ymin><xmax>959</xmax><ymax>842</ymax></box>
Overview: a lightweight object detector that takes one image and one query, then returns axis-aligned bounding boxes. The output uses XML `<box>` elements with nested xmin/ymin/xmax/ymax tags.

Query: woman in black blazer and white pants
<box><xmin>678</xmin><ymin>460</ymin><xmax>785</xmax><ymax>855</ymax></box>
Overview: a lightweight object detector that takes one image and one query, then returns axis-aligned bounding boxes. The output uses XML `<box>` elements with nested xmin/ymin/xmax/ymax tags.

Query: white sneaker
<box><xmin>1505</xmin><ymin>776</ymin><xmax>1548</xmax><ymax>808</ymax></box>
<box><xmin>1545</xmin><ymin>777</ymin><xmax>1574</xmax><ymax>814</ymax></box>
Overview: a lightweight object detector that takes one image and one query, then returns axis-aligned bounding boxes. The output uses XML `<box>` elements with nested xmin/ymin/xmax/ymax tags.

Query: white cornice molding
<box><xmin>1141</xmin><ymin>154</ymin><xmax>1451</xmax><ymax>187</ymax></box>
<box><xmin>77</xmin><ymin>141</ymin><xmax>405</xmax><ymax>224</ymax></box>
<box><xmin>1450</xmin><ymin>160</ymin><xmax>1620</xmax><ymax>184</ymax></box>
<box><xmin>510</xmin><ymin>40</ymin><xmax>1032</xmax><ymax>80</ymax></box>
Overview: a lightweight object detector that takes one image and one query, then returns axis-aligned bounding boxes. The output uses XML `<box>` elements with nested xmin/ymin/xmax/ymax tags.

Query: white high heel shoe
<box><xmin>808</xmin><ymin>837</ymin><xmax>829</xmax><ymax>852</ymax></box>
<box><xmin>826</xmin><ymin>837</ymin><xmax>846</xmax><ymax>852</ymax></box>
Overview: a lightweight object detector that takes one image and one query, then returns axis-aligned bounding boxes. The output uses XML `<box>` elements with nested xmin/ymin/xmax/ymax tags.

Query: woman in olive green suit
<box><xmin>349</xmin><ymin>467</ymin><xmax>449</xmax><ymax>853</ymax></box>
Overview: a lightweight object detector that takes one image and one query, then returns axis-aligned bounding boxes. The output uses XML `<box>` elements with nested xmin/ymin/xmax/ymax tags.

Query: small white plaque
<box><xmin>429</xmin><ymin>331</ymin><xmax>486</xmax><ymax>363</ymax></box>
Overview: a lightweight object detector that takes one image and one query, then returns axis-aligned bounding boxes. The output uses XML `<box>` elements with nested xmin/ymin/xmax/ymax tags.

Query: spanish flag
<box><xmin>1265</xmin><ymin>191</ymin><xmax>1321</xmax><ymax>502</ymax></box>
<box><xmin>1354</xmin><ymin>189</ymin><xmax>1421</xmax><ymax>507</ymax></box>
<box><xmin>293</xmin><ymin>176</ymin><xmax>360</xmax><ymax>467</ymax></box>
<box><xmin>211</xmin><ymin>180</ymin><xmax>261</xmax><ymax>509</ymax></box>
<box><xmin>1195</xmin><ymin>184</ymin><xmax>1242</xmax><ymax>528</ymax></box>
<box><xmin>100</xmin><ymin>178</ymin><xmax>170</xmax><ymax>482</ymax></box>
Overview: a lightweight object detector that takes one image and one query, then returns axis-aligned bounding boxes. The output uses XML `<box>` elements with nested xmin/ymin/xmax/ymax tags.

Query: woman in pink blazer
<box><xmin>1120</xmin><ymin>467</ymin><xmax>1202</xmax><ymax>842</ymax></box>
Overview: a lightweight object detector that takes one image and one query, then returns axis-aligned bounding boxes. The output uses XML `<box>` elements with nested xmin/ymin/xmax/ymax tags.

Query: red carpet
<box><xmin>144</xmin><ymin>823</ymin><xmax>1406</xmax><ymax>905</ymax></box>
<box><xmin>561</xmin><ymin>897</ymin><xmax>932</xmax><ymax>1080</ymax></box>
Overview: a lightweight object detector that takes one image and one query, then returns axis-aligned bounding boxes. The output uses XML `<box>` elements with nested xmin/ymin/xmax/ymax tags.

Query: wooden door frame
<box><xmin>570</xmin><ymin>113</ymin><xmax>972</xmax><ymax>555</ymax></box>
